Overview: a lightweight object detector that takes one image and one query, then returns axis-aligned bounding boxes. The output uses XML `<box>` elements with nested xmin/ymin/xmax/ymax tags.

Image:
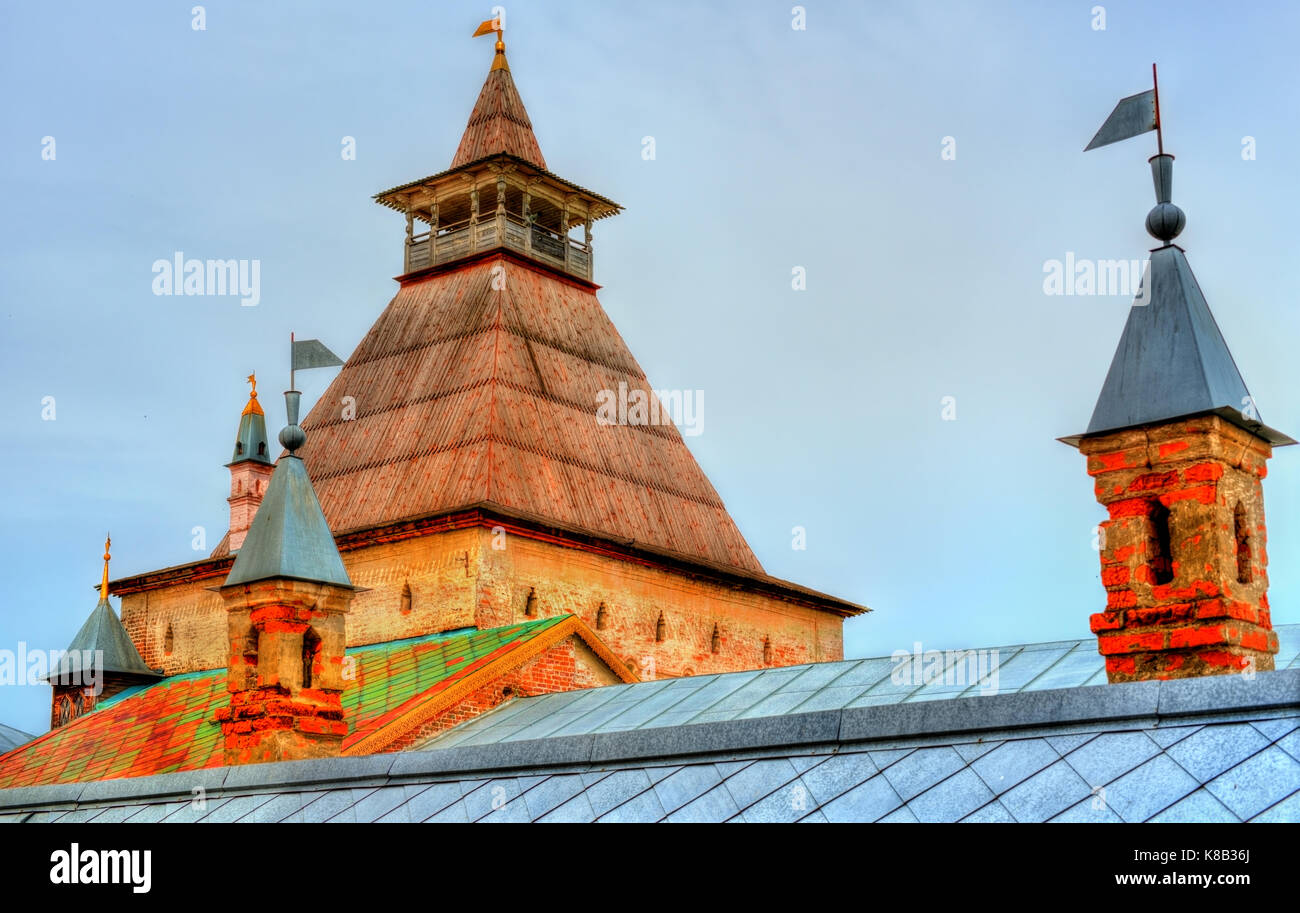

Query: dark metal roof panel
<box><xmin>53</xmin><ymin>599</ymin><xmax>160</xmax><ymax>680</ymax></box>
<box><xmin>224</xmin><ymin>455</ymin><xmax>352</xmax><ymax>588</ymax></box>
<box><xmin>1082</xmin><ymin>245</ymin><xmax>1292</xmax><ymax>445</ymax></box>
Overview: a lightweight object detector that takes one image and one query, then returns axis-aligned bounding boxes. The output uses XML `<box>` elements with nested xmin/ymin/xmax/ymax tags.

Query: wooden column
<box><xmin>560</xmin><ymin>202</ymin><xmax>570</xmax><ymax>272</ymax></box>
<box><xmin>522</xmin><ymin>190</ymin><xmax>532</xmax><ymax>256</ymax></box>
<box><xmin>430</xmin><ymin>199</ymin><xmax>439</xmax><ymax>264</ymax></box>
<box><xmin>584</xmin><ymin>218</ymin><xmax>593</xmax><ymax>279</ymax></box>
<box><xmin>469</xmin><ymin>185</ymin><xmax>479</xmax><ymax>253</ymax></box>
<box><xmin>496</xmin><ymin>175</ymin><xmax>507</xmax><ymax>246</ymax></box>
<box><xmin>404</xmin><ymin>211</ymin><xmax>414</xmax><ymax>273</ymax></box>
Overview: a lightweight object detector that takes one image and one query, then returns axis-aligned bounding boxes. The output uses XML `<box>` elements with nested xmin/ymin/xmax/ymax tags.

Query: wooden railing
<box><xmin>404</xmin><ymin>211</ymin><xmax>592</xmax><ymax>280</ymax></box>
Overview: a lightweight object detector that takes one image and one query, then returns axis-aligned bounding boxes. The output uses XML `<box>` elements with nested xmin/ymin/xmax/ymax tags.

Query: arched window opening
<box><xmin>1234</xmin><ymin>502</ymin><xmax>1253</xmax><ymax>584</ymax></box>
<box><xmin>301</xmin><ymin>629</ymin><xmax>321</xmax><ymax>689</ymax></box>
<box><xmin>164</xmin><ymin>623</ymin><xmax>175</xmax><ymax>656</ymax></box>
<box><xmin>1148</xmin><ymin>501</ymin><xmax>1174</xmax><ymax>585</ymax></box>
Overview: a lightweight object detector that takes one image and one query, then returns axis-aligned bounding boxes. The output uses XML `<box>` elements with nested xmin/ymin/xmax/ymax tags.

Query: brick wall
<box><xmin>120</xmin><ymin>523</ymin><xmax>844</xmax><ymax>678</ymax></box>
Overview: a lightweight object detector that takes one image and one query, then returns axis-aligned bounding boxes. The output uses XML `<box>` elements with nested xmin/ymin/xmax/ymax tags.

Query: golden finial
<box><xmin>100</xmin><ymin>534</ymin><xmax>111</xmax><ymax>601</ymax></box>
<box><xmin>242</xmin><ymin>372</ymin><xmax>264</xmax><ymax>416</ymax></box>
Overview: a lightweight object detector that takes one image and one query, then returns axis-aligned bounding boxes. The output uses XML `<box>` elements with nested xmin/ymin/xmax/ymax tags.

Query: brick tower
<box><xmin>108</xmin><ymin>27</ymin><xmax>865</xmax><ymax>685</ymax></box>
<box><xmin>226</xmin><ymin>373</ymin><xmax>274</xmax><ymax>553</ymax></box>
<box><xmin>215</xmin><ymin>390</ymin><xmax>356</xmax><ymax>763</ymax></box>
<box><xmin>1065</xmin><ymin>152</ymin><xmax>1293</xmax><ymax>682</ymax></box>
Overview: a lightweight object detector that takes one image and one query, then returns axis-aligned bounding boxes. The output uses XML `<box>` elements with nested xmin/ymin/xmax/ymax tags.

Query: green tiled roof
<box><xmin>0</xmin><ymin>617</ymin><xmax>571</xmax><ymax>789</ymax></box>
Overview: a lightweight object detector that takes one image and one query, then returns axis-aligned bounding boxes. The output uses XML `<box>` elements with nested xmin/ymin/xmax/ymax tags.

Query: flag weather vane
<box><xmin>1086</xmin><ymin>63</ymin><xmax>1183</xmax><ymax>245</ymax></box>
<box><xmin>473</xmin><ymin>13</ymin><xmax>507</xmax><ymax>69</ymax></box>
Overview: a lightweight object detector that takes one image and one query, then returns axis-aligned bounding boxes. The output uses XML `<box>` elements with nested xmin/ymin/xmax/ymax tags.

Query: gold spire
<box><xmin>100</xmin><ymin>534</ymin><xmax>111</xmax><ymax>601</ymax></box>
<box><xmin>242</xmin><ymin>372</ymin><xmax>264</xmax><ymax>416</ymax></box>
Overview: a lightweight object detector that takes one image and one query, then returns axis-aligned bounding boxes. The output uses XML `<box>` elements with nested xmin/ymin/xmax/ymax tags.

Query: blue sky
<box><xmin>2</xmin><ymin>1</ymin><xmax>1298</xmax><ymax>735</ymax></box>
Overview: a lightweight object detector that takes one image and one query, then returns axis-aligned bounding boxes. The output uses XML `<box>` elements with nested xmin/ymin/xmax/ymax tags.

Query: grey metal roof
<box><xmin>49</xmin><ymin>598</ymin><xmax>160</xmax><ymax>681</ymax></box>
<box><xmin>421</xmin><ymin>626</ymin><xmax>1300</xmax><ymax>749</ymax></box>
<box><xmin>1070</xmin><ymin>244</ymin><xmax>1293</xmax><ymax>446</ymax></box>
<box><xmin>229</xmin><ymin>409</ymin><xmax>272</xmax><ymax>466</ymax></box>
<box><xmin>1</xmin><ymin>668</ymin><xmax>1296</xmax><ymax>823</ymax></box>
<box><xmin>224</xmin><ymin>455</ymin><xmax>352</xmax><ymax>588</ymax></box>
<box><xmin>0</xmin><ymin>724</ymin><xmax>33</xmax><ymax>754</ymax></box>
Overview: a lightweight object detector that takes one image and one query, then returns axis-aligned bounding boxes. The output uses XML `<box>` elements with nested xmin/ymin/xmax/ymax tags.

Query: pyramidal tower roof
<box><xmin>225</xmin><ymin>392</ymin><xmax>352</xmax><ymax>588</ymax></box>
<box><xmin>54</xmin><ymin>538</ymin><xmax>158</xmax><ymax>681</ymax></box>
<box><xmin>292</xmin><ymin>259</ymin><xmax>764</xmax><ymax>573</ymax></box>
<box><xmin>1067</xmin><ymin>153</ymin><xmax>1293</xmax><ymax>447</ymax></box>
<box><xmin>449</xmin><ymin>43</ymin><xmax>546</xmax><ymax>170</ymax></box>
<box><xmin>270</xmin><ymin>36</ymin><xmax>764</xmax><ymax>575</ymax></box>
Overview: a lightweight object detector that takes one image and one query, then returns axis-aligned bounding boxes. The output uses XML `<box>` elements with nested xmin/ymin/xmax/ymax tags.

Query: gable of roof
<box><xmin>288</xmin><ymin>255</ymin><xmax>764</xmax><ymax>574</ymax></box>
<box><xmin>0</xmin><ymin>616</ymin><xmax>626</xmax><ymax>789</ymax></box>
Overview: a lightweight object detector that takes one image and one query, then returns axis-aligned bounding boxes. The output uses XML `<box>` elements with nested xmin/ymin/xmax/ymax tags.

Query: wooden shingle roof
<box><xmin>450</xmin><ymin>57</ymin><xmax>546</xmax><ymax>171</ymax></box>
<box><xmin>293</xmin><ymin>254</ymin><xmax>764</xmax><ymax>574</ymax></box>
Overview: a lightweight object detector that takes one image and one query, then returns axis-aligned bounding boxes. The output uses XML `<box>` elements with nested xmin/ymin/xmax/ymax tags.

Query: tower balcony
<box><xmin>375</xmin><ymin>153</ymin><xmax>622</xmax><ymax>286</ymax></box>
<box><xmin>405</xmin><ymin>209</ymin><xmax>592</xmax><ymax>280</ymax></box>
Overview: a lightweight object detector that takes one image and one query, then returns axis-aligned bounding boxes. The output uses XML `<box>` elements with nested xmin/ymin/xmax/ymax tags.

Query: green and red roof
<box><xmin>0</xmin><ymin>616</ymin><xmax>607</xmax><ymax>789</ymax></box>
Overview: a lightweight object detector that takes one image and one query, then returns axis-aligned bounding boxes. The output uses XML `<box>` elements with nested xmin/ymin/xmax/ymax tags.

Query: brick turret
<box><xmin>215</xmin><ymin>390</ymin><xmax>356</xmax><ymax>763</ymax></box>
<box><xmin>1065</xmin><ymin>152</ymin><xmax>1292</xmax><ymax>682</ymax></box>
<box><xmin>1083</xmin><ymin>417</ymin><xmax>1279</xmax><ymax>681</ymax></box>
<box><xmin>227</xmin><ymin>373</ymin><xmax>274</xmax><ymax>553</ymax></box>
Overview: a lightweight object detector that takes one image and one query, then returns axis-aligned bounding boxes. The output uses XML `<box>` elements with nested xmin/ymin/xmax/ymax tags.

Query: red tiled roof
<box><xmin>450</xmin><ymin>59</ymin><xmax>546</xmax><ymax>170</ymax></box>
<box><xmin>0</xmin><ymin>617</ymin><xmax>621</xmax><ymax>789</ymax></box>
<box><xmin>291</xmin><ymin>256</ymin><xmax>763</xmax><ymax>573</ymax></box>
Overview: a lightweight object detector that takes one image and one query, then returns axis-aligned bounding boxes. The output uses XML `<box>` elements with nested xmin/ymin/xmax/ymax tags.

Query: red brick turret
<box><xmin>1083</xmin><ymin>416</ymin><xmax>1278</xmax><ymax>681</ymax></box>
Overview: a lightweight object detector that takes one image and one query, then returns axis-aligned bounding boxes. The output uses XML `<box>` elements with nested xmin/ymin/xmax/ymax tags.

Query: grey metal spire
<box><xmin>1064</xmin><ymin>154</ymin><xmax>1294</xmax><ymax>447</ymax></box>
<box><xmin>224</xmin><ymin>391</ymin><xmax>352</xmax><ymax>588</ymax></box>
<box><xmin>50</xmin><ymin>598</ymin><xmax>160</xmax><ymax>682</ymax></box>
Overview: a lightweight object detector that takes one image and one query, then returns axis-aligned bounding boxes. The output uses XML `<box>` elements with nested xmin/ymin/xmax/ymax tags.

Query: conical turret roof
<box><xmin>449</xmin><ymin>50</ymin><xmax>546</xmax><ymax>170</ymax></box>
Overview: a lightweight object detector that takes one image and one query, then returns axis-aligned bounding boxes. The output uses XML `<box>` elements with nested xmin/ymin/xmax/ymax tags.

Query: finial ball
<box><xmin>1146</xmin><ymin>202</ymin><xmax>1186</xmax><ymax>243</ymax></box>
<box><xmin>279</xmin><ymin>424</ymin><xmax>307</xmax><ymax>452</ymax></box>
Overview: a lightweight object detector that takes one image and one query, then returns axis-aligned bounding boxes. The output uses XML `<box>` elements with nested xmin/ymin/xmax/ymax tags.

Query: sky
<box><xmin>2</xmin><ymin>0</ymin><xmax>1298</xmax><ymax>735</ymax></box>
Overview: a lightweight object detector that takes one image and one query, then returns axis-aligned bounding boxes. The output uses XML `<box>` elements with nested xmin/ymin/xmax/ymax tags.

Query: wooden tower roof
<box><xmin>290</xmin><ymin>255</ymin><xmax>763</xmax><ymax>574</ymax></box>
<box><xmin>449</xmin><ymin>51</ymin><xmax>546</xmax><ymax>171</ymax></box>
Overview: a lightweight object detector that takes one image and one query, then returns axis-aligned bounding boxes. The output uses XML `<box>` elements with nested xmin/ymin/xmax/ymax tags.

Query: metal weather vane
<box><xmin>1085</xmin><ymin>64</ymin><xmax>1185</xmax><ymax>246</ymax></box>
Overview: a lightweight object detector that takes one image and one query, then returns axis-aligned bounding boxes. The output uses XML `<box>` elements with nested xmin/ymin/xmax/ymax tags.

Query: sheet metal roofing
<box><xmin>1079</xmin><ymin>244</ymin><xmax>1293</xmax><ymax>445</ymax></box>
<box><xmin>0</xmin><ymin>618</ymin><xmax>573</xmax><ymax>789</ymax></box>
<box><xmin>425</xmin><ymin>626</ymin><xmax>1300</xmax><ymax>749</ymax></box>
<box><xmin>282</xmin><ymin>256</ymin><xmax>766</xmax><ymax>574</ymax></box>
<box><xmin>52</xmin><ymin>598</ymin><xmax>159</xmax><ymax>680</ymax></box>
<box><xmin>225</xmin><ymin>454</ymin><xmax>351</xmax><ymax>588</ymax></box>
<box><xmin>0</xmin><ymin>725</ymin><xmax>33</xmax><ymax>755</ymax></box>
<box><xmin>3</xmin><ymin>666</ymin><xmax>1296</xmax><ymax>823</ymax></box>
